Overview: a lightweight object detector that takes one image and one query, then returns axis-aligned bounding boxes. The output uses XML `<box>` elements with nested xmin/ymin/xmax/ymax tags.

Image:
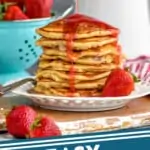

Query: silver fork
<box><xmin>0</xmin><ymin>78</ymin><xmax>36</xmax><ymax>96</ymax></box>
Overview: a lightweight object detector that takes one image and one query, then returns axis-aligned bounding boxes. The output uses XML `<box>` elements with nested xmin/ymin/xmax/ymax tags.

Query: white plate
<box><xmin>12</xmin><ymin>81</ymin><xmax>150</xmax><ymax>112</ymax></box>
<box><xmin>12</xmin><ymin>59</ymin><xmax>150</xmax><ymax>112</ymax></box>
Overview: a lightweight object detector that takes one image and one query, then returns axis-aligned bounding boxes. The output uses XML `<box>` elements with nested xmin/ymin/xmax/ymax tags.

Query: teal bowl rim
<box><xmin>0</xmin><ymin>14</ymin><xmax>59</xmax><ymax>28</ymax></box>
<box><xmin>0</xmin><ymin>9</ymin><xmax>60</xmax><ymax>22</ymax></box>
<box><xmin>0</xmin><ymin>11</ymin><xmax>60</xmax><ymax>23</ymax></box>
<box><xmin>0</xmin><ymin>16</ymin><xmax>56</xmax><ymax>23</ymax></box>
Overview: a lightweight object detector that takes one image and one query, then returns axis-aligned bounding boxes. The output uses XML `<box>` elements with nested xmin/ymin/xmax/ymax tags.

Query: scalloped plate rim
<box><xmin>12</xmin><ymin>81</ymin><xmax>150</xmax><ymax>101</ymax></box>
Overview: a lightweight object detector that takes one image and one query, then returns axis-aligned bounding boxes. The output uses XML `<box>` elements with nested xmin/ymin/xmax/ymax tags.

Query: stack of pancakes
<box><xmin>33</xmin><ymin>14</ymin><xmax>125</xmax><ymax>97</ymax></box>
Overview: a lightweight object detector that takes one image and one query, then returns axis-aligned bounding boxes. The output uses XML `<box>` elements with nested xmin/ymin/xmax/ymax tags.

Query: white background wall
<box><xmin>77</xmin><ymin>0</ymin><xmax>150</xmax><ymax>58</ymax></box>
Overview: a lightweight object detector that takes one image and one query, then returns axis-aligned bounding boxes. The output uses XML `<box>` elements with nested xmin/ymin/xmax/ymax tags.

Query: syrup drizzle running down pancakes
<box><xmin>34</xmin><ymin>14</ymin><xmax>124</xmax><ymax>97</ymax></box>
<box><xmin>63</xmin><ymin>14</ymin><xmax>119</xmax><ymax>96</ymax></box>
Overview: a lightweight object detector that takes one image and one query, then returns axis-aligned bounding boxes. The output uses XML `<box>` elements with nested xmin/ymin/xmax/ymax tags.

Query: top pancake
<box><xmin>36</xmin><ymin>14</ymin><xmax>119</xmax><ymax>40</ymax></box>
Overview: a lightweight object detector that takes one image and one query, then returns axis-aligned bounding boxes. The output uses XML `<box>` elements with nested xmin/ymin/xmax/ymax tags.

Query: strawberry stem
<box><xmin>30</xmin><ymin>116</ymin><xmax>42</xmax><ymax>130</ymax></box>
<box><xmin>132</xmin><ymin>73</ymin><xmax>141</xmax><ymax>82</ymax></box>
<box><xmin>125</xmin><ymin>67</ymin><xmax>141</xmax><ymax>83</ymax></box>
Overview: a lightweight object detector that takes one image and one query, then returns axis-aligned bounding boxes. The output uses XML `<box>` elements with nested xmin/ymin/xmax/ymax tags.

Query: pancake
<box><xmin>43</xmin><ymin>44</ymin><xmax>119</xmax><ymax>57</ymax></box>
<box><xmin>33</xmin><ymin>87</ymin><xmax>102</xmax><ymax>97</ymax></box>
<box><xmin>36</xmin><ymin>14</ymin><xmax>119</xmax><ymax>40</ymax></box>
<box><xmin>36</xmin><ymin>27</ymin><xmax>118</xmax><ymax>40</ymax></box>
<box><xmin>36</xmin><ymin>37</ymin><xmax>117</xmax><ymax>50</ymax></box>
<box><xmin>36</xmin><ymin>70</ymin><xmax>111</xmax><ymax>82</ymax></box>
<box><xmin>40</xmin><ymin>54</ymin><xmax>119</xmax><ymax>65</ymax></box>
<box><xmin>38</xmin><ymin>60</ymin><xmax>120</xmax><ymax>72</ymax></box>
<box><xmin>34</xmin><ymin>78</ymin><xmax>106</xmax><ymax>90</ymax></box>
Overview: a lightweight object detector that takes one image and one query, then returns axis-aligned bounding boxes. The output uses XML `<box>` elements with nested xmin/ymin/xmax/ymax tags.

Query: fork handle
<box><xmin>0</xmin><ymin>78</ymin><xmax>35</xmax><ymax>96</ymax></box>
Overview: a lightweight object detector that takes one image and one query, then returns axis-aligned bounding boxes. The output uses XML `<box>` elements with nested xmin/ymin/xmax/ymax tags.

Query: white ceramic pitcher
<box><xmin>77</xmin><ymin>0</ymin><xmax>150</xmax><ymax>59</ymax></box>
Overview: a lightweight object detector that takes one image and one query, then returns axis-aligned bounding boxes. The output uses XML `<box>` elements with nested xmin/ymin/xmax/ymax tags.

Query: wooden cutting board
<box><xmin>1</xmin><ymin>96</ymin><xmax>150</xmax><ymax>134</ymax></box>
<box><xmin>33</xmin><ymin>96</ymin><xmax>150</xmax><ymax>122</ymax></box>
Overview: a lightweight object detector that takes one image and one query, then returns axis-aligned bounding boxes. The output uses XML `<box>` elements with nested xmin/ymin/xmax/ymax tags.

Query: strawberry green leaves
<box><xmin>125</xmin><ymin>67</ymin><xmax>140</xmax><ymax>83</ymax></box>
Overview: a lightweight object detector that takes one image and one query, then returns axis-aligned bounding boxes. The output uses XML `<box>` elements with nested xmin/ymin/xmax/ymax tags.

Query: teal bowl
<box><xmin>0</xmin><ymin>16</ymin><xmax>57</xmax><ymax>73</ymax></box>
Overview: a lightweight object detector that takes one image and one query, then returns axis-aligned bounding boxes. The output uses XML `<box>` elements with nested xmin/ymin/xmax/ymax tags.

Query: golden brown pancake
<box><xmin>36</xmin><ymin>37</ymin><xmax>117</xmax><ymax>50</ymax></box>
<box><xmin>40</xmin><ymin>54</ymin><xmax>120</xmax><ymax>65</ymax></box>
<box><xmin>36</xmin><ymin>17</ymin><xmax>119</xmax><ymax>40</ymax></box>
<box><xmin>38</xmin><ymin>60</ymin><xmax>120</xmax><ymax>72</ymax></box>
<box><xmin>33</xmin><ymin>87</ymin><xmax>102</xmax><ymax>97</ymax></box>
<box><xmin>42</xmin><ymin>44</ymin><xmax>119</xmax><ymax>57</ymax></box>
<box><xmin>34</xmin><ymin>77</ymin><xmax>106</xmax><ymax>90</ymax></box>
<box><xmin>36</xmin><ymin>70</ymin><xmax>111</xmax><ymax>83</ymax></box>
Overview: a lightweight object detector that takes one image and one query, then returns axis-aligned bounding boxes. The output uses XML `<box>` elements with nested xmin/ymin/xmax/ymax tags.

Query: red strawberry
<box><xmin>6</xmin><ymin>105</ymin><xmax>37</xmax><ymax>138</ymax></box>
<box><xmin>101</xmin><ymin>68</ymin><xmax>135</xmax><ymax>97</ymax></box>
<box><xmin>29</xmin><ymin>116</ymin><xmax>61</xmax><ymax>138</ymax></box>
<box><xmin>4</xmin><ymin>5</ymin><xmax>28</xmax><ymax>21</ymax></box>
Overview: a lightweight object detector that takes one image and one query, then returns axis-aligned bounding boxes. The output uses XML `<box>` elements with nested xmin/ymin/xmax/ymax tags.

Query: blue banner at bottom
<box><xmin>0</xmin><ymin>127</ymin><xmax>150</xmax><ymax>150</ymax></box>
